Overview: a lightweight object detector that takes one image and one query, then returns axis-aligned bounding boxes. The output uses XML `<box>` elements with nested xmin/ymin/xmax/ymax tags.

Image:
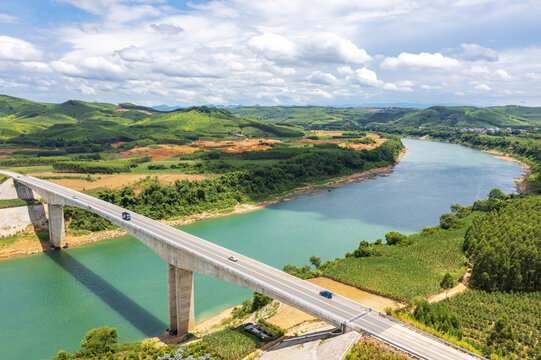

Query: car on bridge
<box><xmin>122</xmin><ymin>212</ymin><xmax>131</xmax><ymax>221</ymax></box>
<box><xmin>228</xmin><ymin>255</ymin><xmax>238</xmax><ymax>262</ymax></box>
<box><xmin>319</xmin><ymin>290</ymin><xmax>333</xmax><ymax>299</ymax></box>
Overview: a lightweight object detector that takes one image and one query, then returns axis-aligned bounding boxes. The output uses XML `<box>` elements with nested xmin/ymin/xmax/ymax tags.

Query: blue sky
<box><xmin>0</xmin><ymin>0</ymin><xmax>540</xmax><ymax>107</ymax></box>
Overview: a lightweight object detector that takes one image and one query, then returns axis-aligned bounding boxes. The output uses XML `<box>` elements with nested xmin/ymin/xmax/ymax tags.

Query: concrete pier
<box><xmin>168</xmin><ymin>264</ymin><xmax>194</xmax><ymax>336</ymax></box>
<box><xmin>47</xmin><ymin>204</ymin><xmax>65</xmax><ymax>247</ymax></box>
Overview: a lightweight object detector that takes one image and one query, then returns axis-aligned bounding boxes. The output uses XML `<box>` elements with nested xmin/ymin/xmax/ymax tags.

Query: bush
<box><xmin>385</xmin><ymin>231</ymin><xmax>411</xmax><ymax>246</ymax></box>
<box><xmin>439</xmin><ymin>213</ymin><xmax>463</xmax><ymax>230</ymax></box>
<box><xmin>80</xmin><ymin>326</ymin><xmax>118</xmax><ymax>354</ymax></box>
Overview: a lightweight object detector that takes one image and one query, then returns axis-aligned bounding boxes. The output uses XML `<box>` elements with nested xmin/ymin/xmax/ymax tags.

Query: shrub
<box><xmin>80</xmin><ymin>326</ymin><xmax>118</xmax><ymax>354</ymax></box>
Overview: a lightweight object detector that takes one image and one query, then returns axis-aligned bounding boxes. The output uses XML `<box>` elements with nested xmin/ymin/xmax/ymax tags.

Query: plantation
<box><xmin>464</xmin><ymin>195</ymin><xmax>541</xmax><ymax>292</ymax></box>
<box><xmin>319</xmin><ymin>212</ymin><xmax>476</xmax><ymax>301</ymax></box>
<box><xmin>443</xmin><ymin>290</ymin><xmax>540</xmax><ymax>359</ymax></box>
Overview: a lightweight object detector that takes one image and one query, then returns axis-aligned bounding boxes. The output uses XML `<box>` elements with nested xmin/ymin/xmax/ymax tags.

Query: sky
<box><xmin>0</xmin><ymin>0</ymin><xmax>540</xmax><ymax>107</ymax></box>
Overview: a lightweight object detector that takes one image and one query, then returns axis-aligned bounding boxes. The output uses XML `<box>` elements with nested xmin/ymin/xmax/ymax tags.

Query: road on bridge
<box><xmin>2</xmin><ymin>171</ymin><xmax>483</xmax><ymax>360</ymax></box>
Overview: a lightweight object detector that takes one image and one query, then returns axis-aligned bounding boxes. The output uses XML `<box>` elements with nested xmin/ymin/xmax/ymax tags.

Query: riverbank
<box><xmin>0</xmin><ymin>148</ymin><xmax>407</xmax><ymax>261</ymax></box>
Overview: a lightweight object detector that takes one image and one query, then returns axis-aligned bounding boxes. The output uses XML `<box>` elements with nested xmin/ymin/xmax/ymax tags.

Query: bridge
<box><xmin>1</xmin><ymin>170</ymin><xmax>485</xmax><ymax>360</ymax></box>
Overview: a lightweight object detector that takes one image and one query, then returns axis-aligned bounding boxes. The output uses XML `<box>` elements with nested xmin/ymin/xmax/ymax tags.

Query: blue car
<box><xmin>319</xmin><ymin>290</ymin><xmax>333</xmax><ymax>299</ymax></box>
<box><xmin>122</xmin><ymin>212</ymin><xmax>131</xmax><ymax>221</ymax></box>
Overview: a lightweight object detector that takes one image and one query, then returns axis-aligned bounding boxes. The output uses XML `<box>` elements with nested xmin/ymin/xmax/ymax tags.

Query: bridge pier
<box><xmin>47</xmin><ymin>204</ymin><xmax>65</xmax><ymax>248</ymax></box>
<box><xmin>167</xmin><ymin>264</ymin><xmax>194</xmax><ymax>336</ymax></box>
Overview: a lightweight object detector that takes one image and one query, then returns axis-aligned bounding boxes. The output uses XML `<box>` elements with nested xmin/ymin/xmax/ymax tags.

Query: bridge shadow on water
<box><xmin>46</xmin><ymin>250</ymin><xmax>166</xmax><ymax>337</ymax></box>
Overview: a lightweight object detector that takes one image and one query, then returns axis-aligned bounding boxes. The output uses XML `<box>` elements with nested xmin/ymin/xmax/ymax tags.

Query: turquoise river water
<box><xmin>0</xmin><ymin>139</ymin><xmax>523</xmax><ymax>359</ymax></box>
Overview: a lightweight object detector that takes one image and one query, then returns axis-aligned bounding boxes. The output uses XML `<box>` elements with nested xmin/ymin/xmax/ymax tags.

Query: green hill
<box><xmin>231</xmin><ymin>105</ymin><xmax>541</xmax><ymax>129</ymax></box>
<box><xmin>0</xmin><ymin>95</ymin><xmax>303</xmax><ymax>146</ymax></box>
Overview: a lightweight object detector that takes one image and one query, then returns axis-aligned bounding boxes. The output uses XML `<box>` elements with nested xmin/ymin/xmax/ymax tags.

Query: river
<box><xmin>0</xmin><ymin>139</ymin><xmax>523</xmax><ymax>359</ymax></box>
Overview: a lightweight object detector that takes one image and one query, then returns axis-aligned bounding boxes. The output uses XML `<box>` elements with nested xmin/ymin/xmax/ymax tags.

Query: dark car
<box><xmin>122</xmin><ymin>212</ymin><xmax>131</xmax><ymax>221</ymax></box>
<box><xmin>319</xmin><ymin>290</ymin><xmax>333</xmax><ymax>299</ymax></box>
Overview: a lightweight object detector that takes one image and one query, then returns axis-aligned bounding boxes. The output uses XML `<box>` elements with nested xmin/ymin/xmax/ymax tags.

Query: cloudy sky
<box><xmin>0</xmin><ymin>0</ymin><xmax>540</xmax><ymax>107</ymax></box>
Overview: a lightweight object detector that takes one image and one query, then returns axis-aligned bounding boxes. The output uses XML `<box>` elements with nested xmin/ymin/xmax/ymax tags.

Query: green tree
<box><xmin>439</xmin><ymin>213</ymin><xmax>462</xmax><ymax>230</ymax></box>
<box><xmin>309</xmin><ymin>255</ymin><xmax>321</xmax><ymax>269</ymax></box>
<box><xmin>80</xmin><ymin>326</ymin><xmax>118</xmax><ymax>354</ymax></box>
<box><xmin>488</xmin><ymin>188</ymin><xmax>505</xmax><ymax>200</ymax></box>
<box><xmin>440</xmin><ymin>273</ymin><xmax>455</xmax><ymax>290</ymax></box>
<box><xmin>385</xmin><ymin>231</ymin><xmax>411</xmax><ymax>246</ymax></box>
<box><xmin>53</xmin><ymin>350</ymin><xmax>70</xmax><ymax>360</ymax></box>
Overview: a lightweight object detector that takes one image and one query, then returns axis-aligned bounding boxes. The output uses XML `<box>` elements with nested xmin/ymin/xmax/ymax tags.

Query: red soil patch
<box><xmin>112</xmin><ymin>145</ymin><xmax>200</xmax><ymax>160</ymax></box>
<box><xmin>192</xmin><ymin>139</ymin><xmax>282</xmax><ymax>153</ymax></box>
<box><xmin>297</xmin><ymin>134</ymin><xmax>387</xmax><ymax>151</ymax></box>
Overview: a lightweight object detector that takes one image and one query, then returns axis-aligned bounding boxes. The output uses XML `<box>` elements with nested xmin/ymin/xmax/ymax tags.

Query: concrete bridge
<box><xmin>0</xmin><ymin>170</ymin><xmax>485</xmax><ymax>360</ymax></box>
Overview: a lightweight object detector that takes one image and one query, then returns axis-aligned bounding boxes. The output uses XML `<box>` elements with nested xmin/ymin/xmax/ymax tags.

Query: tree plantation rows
<box><xmin>464</xmin><ymin>195</ymin><xmax>541</xmax><ymax>292</ymax></box>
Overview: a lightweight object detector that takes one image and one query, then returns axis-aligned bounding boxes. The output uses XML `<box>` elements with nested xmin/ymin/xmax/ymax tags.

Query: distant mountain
<box><xmin>231</xmin><ymin>105</ymin><xmax>541</xmax><ymax>129</ymax></box>
<box><xmin>0</xmin><ymin>95</ymin><xmax>303</xmax><ymax>146</ymax></box>
<box><xmin>152</xmin><ymin>104</ymin><xmax>179</xmax><ymax>111</ymax></box>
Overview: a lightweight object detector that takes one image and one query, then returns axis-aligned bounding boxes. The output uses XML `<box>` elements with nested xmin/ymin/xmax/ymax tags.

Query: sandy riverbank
<box><xmin>480</xmin><ymin>149</ymin><xmax>532</xmax><ymax>194</ymax></box>
<box><xmin>0</xmin><ymin>148</ymin><xmax>407</xmax><ymax>261</ymax></box>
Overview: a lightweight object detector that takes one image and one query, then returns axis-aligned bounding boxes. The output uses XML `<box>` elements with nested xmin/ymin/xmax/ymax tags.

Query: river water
<box><xmin>0</xmin><ymin>139</ymin><xmax>523</xmax><ymax>359</ymax></box>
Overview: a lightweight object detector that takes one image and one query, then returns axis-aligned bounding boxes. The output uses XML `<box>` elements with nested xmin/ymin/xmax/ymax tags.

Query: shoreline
<box><xmin>0</xmin><ymin>148</ymin><xmax>407</xmax><ymax>261</ymax></box>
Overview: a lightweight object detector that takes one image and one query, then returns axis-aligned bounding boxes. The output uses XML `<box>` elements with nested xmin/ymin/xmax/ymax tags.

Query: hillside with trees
<box><xmin>0</xmin><ymin>95</ymin><xmax>303</xmax><ymax>147</ymax></box>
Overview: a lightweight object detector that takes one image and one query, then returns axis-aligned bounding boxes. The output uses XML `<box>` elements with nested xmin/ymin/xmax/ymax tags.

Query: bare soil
<box><xmin>192</xmin><ymin>139</ymin><xmax>282</xmax><ymax>153</ymax></box>
<box><xmin>27</xmin><ymin>173</ymin><xmax>213</xmax><ymax>191</ymax></box>
<box><xmin>266</xmin><ymin>277</ymin><xmax>405</xmax><ymax>330</ymax></box>
<box><xmin>112</xmin><ymin>145</ymin><xmax>201</xmax><ymax>160</ymax></box>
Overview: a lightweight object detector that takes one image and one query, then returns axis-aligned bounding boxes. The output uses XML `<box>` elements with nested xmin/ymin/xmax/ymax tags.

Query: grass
<box><xmin>345</xmin><ymin>337</ymin><xmax>408</xmax><ymax>360</ymax></box>
<box><xmin>202</xmin><ymin>327</ymin><xmax>259</xmax><ymax>360</ymax></box>
<box><xmin>322</xmin><ymin>213</ymin><xmax>480</xmax><ymax>301</ymax></box>
<box><xmin>0</xmin><ymin>198</ymin><xmax>42</xmax><ymax>209</ymax></box>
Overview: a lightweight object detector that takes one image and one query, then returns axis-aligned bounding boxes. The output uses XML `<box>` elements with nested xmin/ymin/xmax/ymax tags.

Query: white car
<box><xmin>228</xmin><ymin>255</ymin><xmax>238</xmax><ymax>262</ymax></box>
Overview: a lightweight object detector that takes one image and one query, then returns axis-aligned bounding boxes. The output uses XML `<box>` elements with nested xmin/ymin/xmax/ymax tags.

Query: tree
<box><xmin>440</xmin><ymin>273</ymin><xmax>455</xmax><ymax>290</ymax></box>
<box><xmin>80</xmin><ymin>326</ymin><xmax>118</xmax><ymax>354</ymax></box>
<box><xmin>488</xmin><ymin>188</ymin><xmax>505</xmax><ymax>200</ymax></box>
<box><xmin>309</xmin><ymin>255</ymin><xmax>321</xmax><ymax>269</ymax></box>
<box><xmin>439</xmin><ymin>213</ymin><xmax>462</xmax><ymax>230</ymax></box>
<box><xmin>385</xmin><ymin>231</ymin><xmax>408</xmax><ymax>245</ymax></box>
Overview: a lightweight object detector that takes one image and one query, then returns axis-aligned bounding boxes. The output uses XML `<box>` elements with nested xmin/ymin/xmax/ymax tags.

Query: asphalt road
<box><xmin>3</xmin><ymin>171</ymin><xmax>482</xmax><ymax>360</ymax></box>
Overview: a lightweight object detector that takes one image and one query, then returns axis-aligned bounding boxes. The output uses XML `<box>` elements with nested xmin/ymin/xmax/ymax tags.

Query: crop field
<box><xmin>202</xmin><ymin>328</ymin><xmax>259</xmax><ymax>360</ymax></box>
<box><xmin>445</xmin><ymin>290</ymin><xmax>541</xmax><ymax>359</ymax></box>
<box><xmin>322</xmin><ymin>214</ymin><xmax>479</xmax><ymax>301</ymax></box>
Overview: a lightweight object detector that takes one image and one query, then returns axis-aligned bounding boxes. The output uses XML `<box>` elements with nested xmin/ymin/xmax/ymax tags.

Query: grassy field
<box><xmin>202</xmin><ymin>327</ymin><xmax>259</xmax><ymax>360</ymax></box>
<box><xmin>322</xmin><ymin>214</ymin><xmax>479</xmax><ymax>301</ymax></box>
<box><xmin>0</xmin><ymin>198</ymin><xmax>41</xmax><ymax>209</ymax></box>
<box><xmin>345</xmin><ymin>337</ymin><xmax>408</xmax><ymax>360</ymax></box>
<box><xmin>444</xmin><ymin>290</ymin><xmax>541</xmax><ymax>359</ymax></box>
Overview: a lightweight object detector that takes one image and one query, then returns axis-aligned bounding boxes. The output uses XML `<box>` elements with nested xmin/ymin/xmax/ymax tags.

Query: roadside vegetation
<box><xmin>345</xmin><ymin>337</ymin><xmax>409</xmax><ymax>360</ymax></box>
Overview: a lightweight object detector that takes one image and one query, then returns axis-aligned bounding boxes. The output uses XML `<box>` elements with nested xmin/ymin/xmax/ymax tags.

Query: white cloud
<box><xmin>381</xmin><ymin>52</ymin><xmax>460</xmax><ymax>70</ymax></box>
<box><xmin>459</xmin><ymin>43</ymin><xmax>499</xmax><ymax>62</ymax></box>
<box><xmin>302</xmin><ymin>34</ymin><xmax>372</xmax><ymax>64</ymax></box>
<box><xmin>475</xmin><ymin>84</ymin><xmax>491</xmax><ymax>91</ymax></box>
<box><xmin>0</xmin><ymin>13</ymin><xmax>19</xmax><ymax>23</ymax></box>
<box><xmin>354</xmin><ymin>68</ymin><xmax>383</xmax><ymax>87</ymax></box>
<box><xmin>307</xmin><ymin>71</ymin><xmax>337</xmax><ymax>85</ymax></box>
<box><xmin>494</xmin><ymin>69</ymin><xmax>512</xmax><ymax>81</ymax></box>
<box><xmin>0</xmin><ymin>36</ymin><xmax>42</xmax><ymax>61</ymax></box>
<box><xmin>248</xmin><ymin>33</ymin><xmax>298</xmax><ymax>61</ymax></box>
<box><xmin>115</xmin><ymin>46</ymin><xmax>151</xmax><ymax>62</ymax></box>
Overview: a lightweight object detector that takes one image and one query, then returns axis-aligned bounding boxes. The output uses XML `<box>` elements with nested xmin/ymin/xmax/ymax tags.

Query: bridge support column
<box><xmin>47</xmin><ymin>204</ymin><xmax>65</xmax><ymax>248</ymax></box>
<box><xmin>167</xmin><ymin>264</ymin><xmax>194</xmax><ymax>336</ymax></box>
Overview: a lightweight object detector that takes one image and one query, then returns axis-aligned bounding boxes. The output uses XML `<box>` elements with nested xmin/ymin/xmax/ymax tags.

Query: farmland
<box><xmin>320</xmin><ymin>212</ymin><xmax>476</xmax><ymax>301</ymax></box>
